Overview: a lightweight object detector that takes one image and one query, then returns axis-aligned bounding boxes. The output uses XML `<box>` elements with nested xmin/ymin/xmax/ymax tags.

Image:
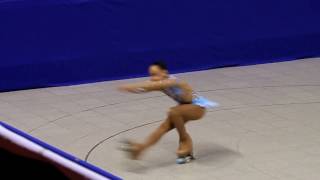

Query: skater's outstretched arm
<box><xmin>118</xmin><ymin>79</ymin><xmax>178</xmax><ymax>93</ymax></box>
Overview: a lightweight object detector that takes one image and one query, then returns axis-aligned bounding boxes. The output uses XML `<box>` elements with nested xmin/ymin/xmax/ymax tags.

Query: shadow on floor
<box><xmin>123</xmin><ymin>141</ymin><xmax>242</xmax><ymax>174</ymax></box>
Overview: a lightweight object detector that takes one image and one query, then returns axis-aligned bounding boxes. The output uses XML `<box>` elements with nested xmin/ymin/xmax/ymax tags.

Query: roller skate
<box><xmin>176</xmin><ymin>137</ymin><xmax>194</xmax><ymax>164</ymax></box>
<box><xmin>118</xmin><ymin>139</ymin><xmax>143</xmax><ymax>160</ymax></box>
<box><xmin>176</xmin><ymin>154</ymin><xmax>195</xmax><ymax>164</ymax></box>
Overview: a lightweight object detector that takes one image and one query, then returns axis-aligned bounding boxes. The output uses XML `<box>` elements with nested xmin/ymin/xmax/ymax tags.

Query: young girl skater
<box><xmin>118</xmin><ymin>61</ymin><xmax>218</xmax><ymax>164</ymax></box>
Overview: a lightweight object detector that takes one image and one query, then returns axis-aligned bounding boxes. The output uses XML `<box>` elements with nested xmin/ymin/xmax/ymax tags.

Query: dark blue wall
<box><xmin>1</xmin><ymin>0</ymin><xmax>320</xmax><ymax>91</ymax></box>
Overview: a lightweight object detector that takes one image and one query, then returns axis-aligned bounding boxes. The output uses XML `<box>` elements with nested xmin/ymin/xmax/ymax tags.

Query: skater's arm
<box><xmin>118</xmin><ymin>79</ymin><xmax>178</xmax><ymax>93</ymax></box>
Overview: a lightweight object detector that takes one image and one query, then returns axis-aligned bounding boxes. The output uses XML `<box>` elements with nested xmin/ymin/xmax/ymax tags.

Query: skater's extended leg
<box><xmin>141</xmin><ymin>119</ymin><xmax>173</xmax><ymax>150</ymax></box>
<box><xmin>126</xmin><ymin>119</ymin><xmax>173</xmax><ymax>159</ymax></box>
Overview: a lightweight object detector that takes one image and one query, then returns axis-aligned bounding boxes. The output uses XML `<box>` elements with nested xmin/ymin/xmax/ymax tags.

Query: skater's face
<box><xmin>149</xmin><ymin>65</ymin><xmax>168</xmax><ymax>81</ymax></box>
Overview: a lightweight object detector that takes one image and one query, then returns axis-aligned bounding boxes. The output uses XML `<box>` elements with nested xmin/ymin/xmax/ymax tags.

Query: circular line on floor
<box><xmin>84</xmin><ymin>100</ymin><xmax>320</xmax><ymax>161</ymax></box>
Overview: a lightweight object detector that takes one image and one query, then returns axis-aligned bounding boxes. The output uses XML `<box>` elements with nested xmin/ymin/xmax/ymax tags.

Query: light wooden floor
<box><xmin>1</xmin><ymin>58</ymin><xmax>320</xmax><ymax>180</ymax></box>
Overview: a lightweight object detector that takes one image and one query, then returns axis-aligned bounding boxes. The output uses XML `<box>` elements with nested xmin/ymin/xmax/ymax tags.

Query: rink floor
<box><xmin>1</xmin><ymin>58</ymin><xmax>320</xmax><ymax>180</ymax></box>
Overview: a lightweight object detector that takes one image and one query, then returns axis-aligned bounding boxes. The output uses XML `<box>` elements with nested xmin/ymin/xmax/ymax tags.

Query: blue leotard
<box><xmin>162</xmin><ymin>76</ymin><xmax>219</xmax><ymax>109</ymax></box>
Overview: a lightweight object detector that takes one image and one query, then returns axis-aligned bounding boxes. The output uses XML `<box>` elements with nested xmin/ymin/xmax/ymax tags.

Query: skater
<box><xmin>118</xmin><ymin>61</ymin><xmax>218</xmax><ymax>164</ymax></box>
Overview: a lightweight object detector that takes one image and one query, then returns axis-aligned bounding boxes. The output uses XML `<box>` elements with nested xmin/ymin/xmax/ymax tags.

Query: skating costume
<box><xmin>162</xmin><ymin>76</ymin><xmax>219</xmax><ymax>109</ymax></box>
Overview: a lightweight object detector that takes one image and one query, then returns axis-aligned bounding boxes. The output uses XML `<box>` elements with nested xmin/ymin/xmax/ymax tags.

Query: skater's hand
<box><xmin>118</xmin><ymin>85</ymin><xmax>134</xmax><ymax>92</ymax></box>
<box><xmin>118</xmin><ymin>85</ymin><xmax>145</xmax><ymax>93</ymax></box>
<box><xmin>118</xmin><ymin>85</ymin><xmax>129</xmax><ymax>92</ymax></box>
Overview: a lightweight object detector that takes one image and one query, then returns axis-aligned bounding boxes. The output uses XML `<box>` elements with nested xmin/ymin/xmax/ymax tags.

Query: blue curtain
<box><xmin>1</xmin><ymin>0</ymin><xmax>319</xmax><ymax>91</ymax></box>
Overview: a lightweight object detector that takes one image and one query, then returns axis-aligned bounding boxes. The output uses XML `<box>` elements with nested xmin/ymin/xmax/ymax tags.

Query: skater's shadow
<box><xmin>124</xmin><ymin>141</ymin><xmax>242</xmax><ymax>173</ymax></box>
<box><xmin>194</xmin><ymin>142</ymin><xmax>242</xmax><ymax>167</ymax></box>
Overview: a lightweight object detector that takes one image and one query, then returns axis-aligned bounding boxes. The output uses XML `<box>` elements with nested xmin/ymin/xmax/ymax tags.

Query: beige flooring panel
<box><xmin>1</xmin><ymin>58</ymin><xmax>320</xmax><ymax>180</ymax></box>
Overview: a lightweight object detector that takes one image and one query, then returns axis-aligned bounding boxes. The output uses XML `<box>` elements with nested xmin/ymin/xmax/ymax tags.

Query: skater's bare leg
<box><xmin>127</xmin><ymin>104</ymin><xmax>204</xmax><ymax>159</ymax></box>
<box><xmin>128</xmin><ymin>119</ymin><xmax>173</xmax><ymax>159</ymax></box>
<box><xmin>141</xmin><ymin>104</ymin><xmax>204</xmax><ymax>152</ymax></box>
<box><xmin>140</xmin><ymin>119</ymin><xmax>173</xmax><ymax>149</ymax></box>
<box><xmin>168</xmin><ymin>104</ymin><xmax>205</xmax><ymax>156</ymax></box>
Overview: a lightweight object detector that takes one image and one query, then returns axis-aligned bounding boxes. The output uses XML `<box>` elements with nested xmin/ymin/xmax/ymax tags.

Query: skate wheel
<box><xmin>176</xmin><ymin>155</ymin><xmax>194</xmax><ymax>164</ymax></box>
<box><xmin>117</xmin><ymin>140</ymin><xmax>134</xmax><ymax>153</ymax></box>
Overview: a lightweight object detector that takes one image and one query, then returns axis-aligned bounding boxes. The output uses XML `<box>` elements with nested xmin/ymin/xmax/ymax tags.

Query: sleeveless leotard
<box><xmin>162</xmin><ymin>76</ymin><xmax>219</xmax><ymax>109</ymax></box>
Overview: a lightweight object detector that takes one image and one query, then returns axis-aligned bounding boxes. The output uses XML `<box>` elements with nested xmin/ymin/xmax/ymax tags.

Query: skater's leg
<box><xmin>168</xmin><ymin>109</ymin><xmax>189</xmax><ymax>142</ymax></box>
<box><xmin>127</xmin><ymin>119</ymin><xmax>173</xmax><ymax>159</ymax></box>
<box><xmin>168</xmin><ymin>104</ymin><xmax>205</xmax><ymax>156</ymax></box>
<box><xmin>141</xmin><ymin>119</ymin><xmax>173</xmax><ymax>150</ymax></box>
<box><xmin>142</xmin><ymin>104</ymin><xmax>205</xmax><ymax>148</ymax></box>
<box><xmin>124</xmin><ymin>104</ymin><xmax>204</xmax><ymax>159</ymax></box>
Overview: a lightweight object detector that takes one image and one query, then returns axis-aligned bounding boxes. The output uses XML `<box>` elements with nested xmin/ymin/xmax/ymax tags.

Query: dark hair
<box><xmin>151</xmin><ymin>61</ymin><xmax>168</xmax><ymax>70</ymax></box>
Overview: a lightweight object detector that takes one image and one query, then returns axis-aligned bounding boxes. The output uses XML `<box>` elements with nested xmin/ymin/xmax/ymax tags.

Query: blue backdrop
<box><xmin>1</xmin><ymin>0</ymin><xmax>320</xmax><ymax>91</ymax></box>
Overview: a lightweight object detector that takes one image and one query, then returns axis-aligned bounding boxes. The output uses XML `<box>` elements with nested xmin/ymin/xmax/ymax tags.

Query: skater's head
<box><xmin>149</xmin><ymin>61</ymin><xmax>169</xmax><ymax>81</ymax></box>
